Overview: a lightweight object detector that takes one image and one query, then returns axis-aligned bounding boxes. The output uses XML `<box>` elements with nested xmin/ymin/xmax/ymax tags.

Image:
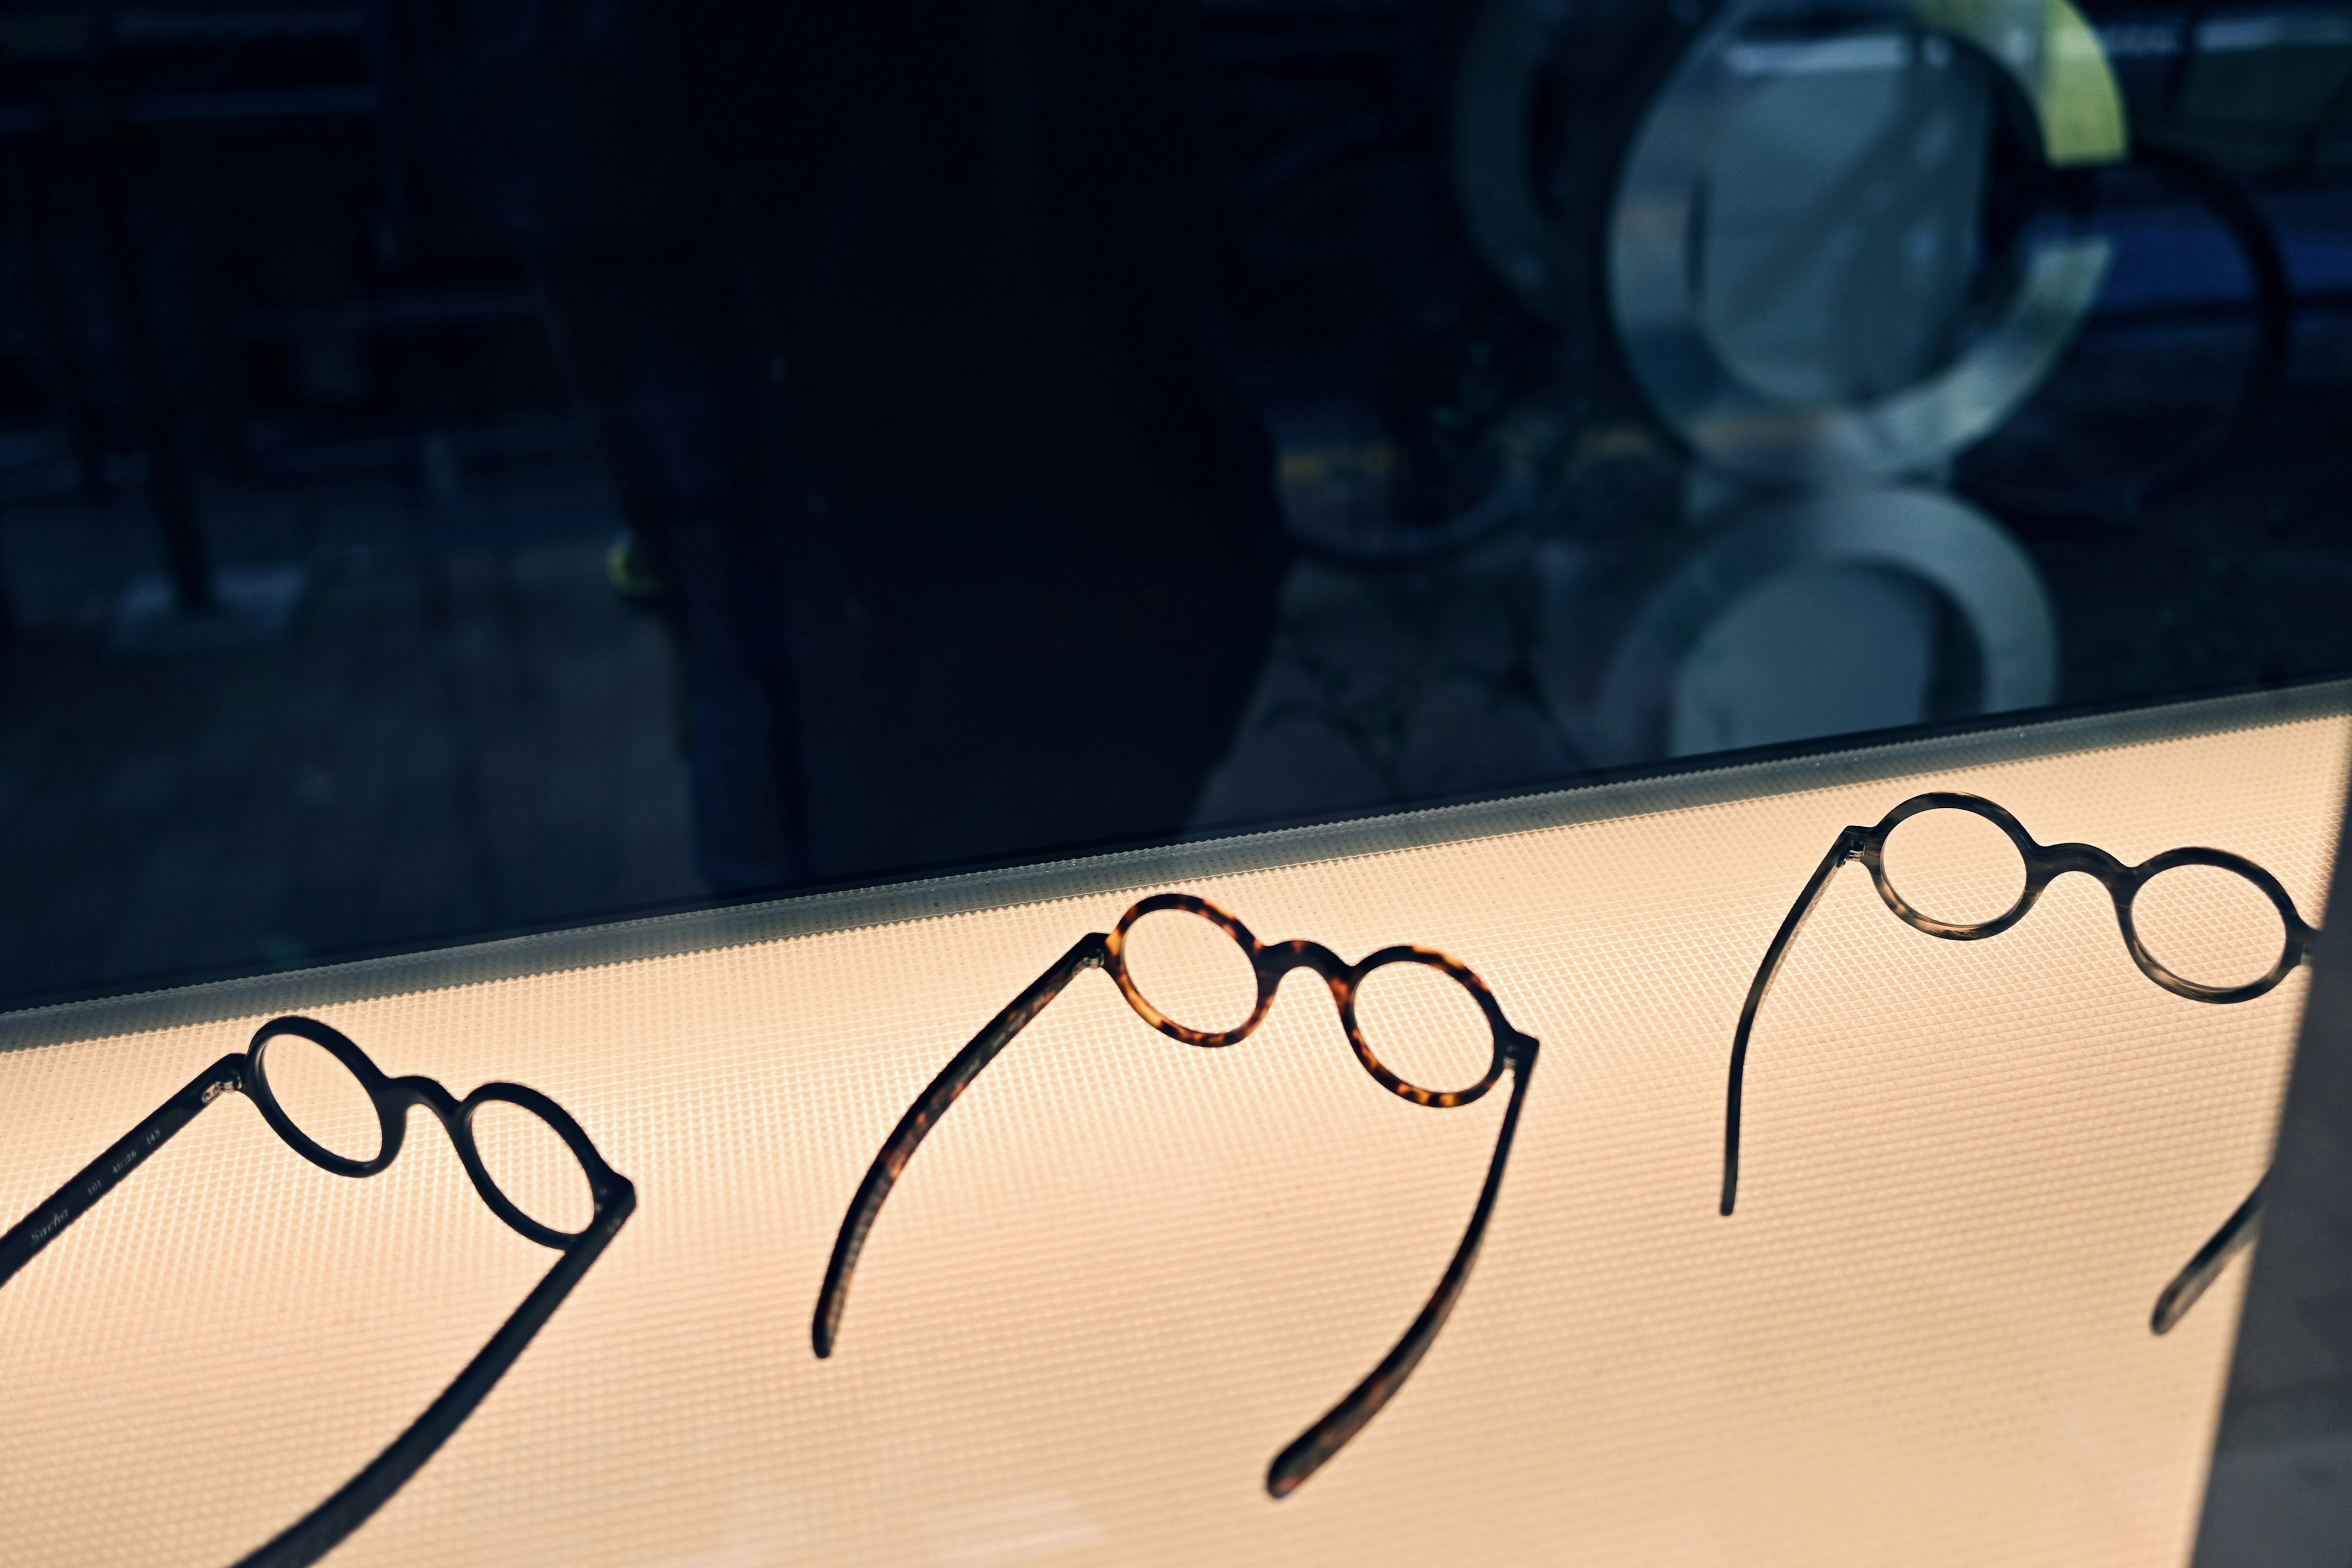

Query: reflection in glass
<box><xmin>813</xmin><ymin>892</ymin><xmax>1539</xmax><ymax>1498</ymax></box>
<box><xmin>0</xmin><ymin>1016</ymin><xmax>635</xmax><ymax>1567</ymax></box>
<box><xmin>1717</xmin><ymin>793</ymin><xmax>2315</xmax><ymax>1332</ymax></box>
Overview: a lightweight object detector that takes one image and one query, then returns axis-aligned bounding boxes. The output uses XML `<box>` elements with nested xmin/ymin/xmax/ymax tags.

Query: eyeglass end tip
<box><xmin>1266</xmin><ymin>1439</ymin><xmax>1324</xmax><ymax>1500</ymax></box>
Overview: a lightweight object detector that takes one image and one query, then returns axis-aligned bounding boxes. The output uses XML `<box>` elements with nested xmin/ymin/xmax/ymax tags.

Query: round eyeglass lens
<box><xmin>257</xmin><ymin>1034</ymin><xmax>382</xmax><ymax>1163</ymax></box>
<box><xmin>1351</xmin><ymin>959</ymin><xmax>1496</xmax><ymax>1099</ymax></box>
<box><xmin>1879</xmin><ymin>807</ymin><xmax>2029</xmax><ymax>927</ymax></box>
<box><xmin>2132</xmin><ymin>863</ymin><xmax>2293</xmax><ymax>992</ymax></box>
<box><xmin>470</xmin><ymin>1099</ymin><xmax>594</xmax><ymax>1237</ymax></box>
<box><xmin>1118</xmin><ymin>906</ymin><xmax>1260</xmax><ymax>1036</ymax></box>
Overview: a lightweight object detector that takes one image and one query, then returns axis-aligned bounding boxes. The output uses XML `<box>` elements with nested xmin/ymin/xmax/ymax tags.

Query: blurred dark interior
<box><xmin>1</xmin><ymin>0</ymin><xmax>2348</xmax><ymax>1007</ymax></box>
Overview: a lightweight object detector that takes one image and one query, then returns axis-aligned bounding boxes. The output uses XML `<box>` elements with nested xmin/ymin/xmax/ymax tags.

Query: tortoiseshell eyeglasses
<box><xmin>1719</xmin><ymin>793</ymin><xmax>2315</xmax><ymax>1334</ymax></box>
<box><xmin>812</xmin><ymin>891</ymin><xmax>1539</xmax><ymax>1498</ymax></box>
<box><xmin>0</xmin><ymin>1016</ymin><xmax>635</xmax><ymax>1568</ymax></box>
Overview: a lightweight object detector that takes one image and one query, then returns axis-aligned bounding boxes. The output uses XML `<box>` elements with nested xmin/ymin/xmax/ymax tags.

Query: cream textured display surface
<box><xmin>2</xmin><ymin>684</ymin><xmax>2345</xmax><ymax>1568</ymax></box>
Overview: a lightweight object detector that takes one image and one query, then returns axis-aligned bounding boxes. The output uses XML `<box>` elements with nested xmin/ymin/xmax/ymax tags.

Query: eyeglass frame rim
<box><xmin>246</xmin><ymin>1014</ymin><xmax>629</xmax><ymax>1248</ymax></box>
<box><xmin>1104</xmin><ymin>891</ymin><xmax>1520</xmax><ymax>1107</ymax></box>
<box><xmin>1856</xmin><ymin>791</ymin><xmax>2316</xmax><ymax>1001</ymax></box>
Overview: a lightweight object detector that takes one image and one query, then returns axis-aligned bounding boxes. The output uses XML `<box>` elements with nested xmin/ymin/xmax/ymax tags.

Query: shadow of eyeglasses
<box><xmin>1719</xmin><ymin>791</ymin><xmax>2315</xmax><ymax>1334</ymax></box>
<box><xmin>811</xmin><ymin>891</ymin><xmax>1540</xmax><ymax>1498</ymax></box>
<box><xmin>0</xmin><ymin>1014</ymin><xmax>636</xmax><ymax>1568</ymax></box>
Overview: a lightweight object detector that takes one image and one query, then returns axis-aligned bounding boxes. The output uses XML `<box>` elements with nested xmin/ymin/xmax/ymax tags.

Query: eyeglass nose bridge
<box><xmin>393</xmin><ymin>1074</ymin><xmax>465</xmax><ymax>1123</ymax></box>
<box><xmin>1267</xmin><ymin>935</ymin><xmax>1350</xmax><ymax>984</ymax></box>
<box><xmin>2036</xmin><ymin>839</ymin><xmax>2131</xmax><ymax>884</ymax></box>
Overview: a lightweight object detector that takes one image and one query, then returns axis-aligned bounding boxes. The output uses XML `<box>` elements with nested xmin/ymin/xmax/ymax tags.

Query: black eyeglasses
<box><xmin>0</xmin><ymin>1015</ymin><xmax>636</xmax><ymax>1568</ymax></box>
<box><xmin>812</xmin><ymin>891</ymin><xmax>1539</xmax><ymax>1498</ymax></box>
<box><xmin>1719</xmin><ymin>793</ymin><xmax>2315</xmax><ymax>1334</ymax></box>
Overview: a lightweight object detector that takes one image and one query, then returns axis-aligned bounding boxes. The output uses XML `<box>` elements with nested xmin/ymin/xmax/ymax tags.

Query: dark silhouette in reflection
<box><xmin>414</xmin><ymin>0</ymin><xmax>1289</xmax><ymax>889</ymax></box>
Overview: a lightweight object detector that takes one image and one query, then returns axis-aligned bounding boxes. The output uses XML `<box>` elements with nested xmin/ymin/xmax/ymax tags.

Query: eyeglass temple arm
<box><xmin>1265</xmin><ymin>1036</ymin><xmax>1538</xmax><ymax>1499</ymax></box>
<box><xmin>1723</xmin><ymin>826</ymin><xmax>1866</xmax><ymax>1218</ymax></box>
<box><xmin>236</xmin><ymin>1180</ymin><xmax>638</xmax><ymax>1568</ymax></box>
<box><xmin>812</xmin><ymin>932</ymin><xmax>1110</xmax><ymax>1359</ymax></box>
<box><xmin>2150</xmin><ymin>1173</ymin><xmax>2266</xmax><ymax>1336</ymax></box>
<box><xmin>0</xmin><ymin>1053</ymin><xmax>246</xmax><ymax>1292</ymax></box>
